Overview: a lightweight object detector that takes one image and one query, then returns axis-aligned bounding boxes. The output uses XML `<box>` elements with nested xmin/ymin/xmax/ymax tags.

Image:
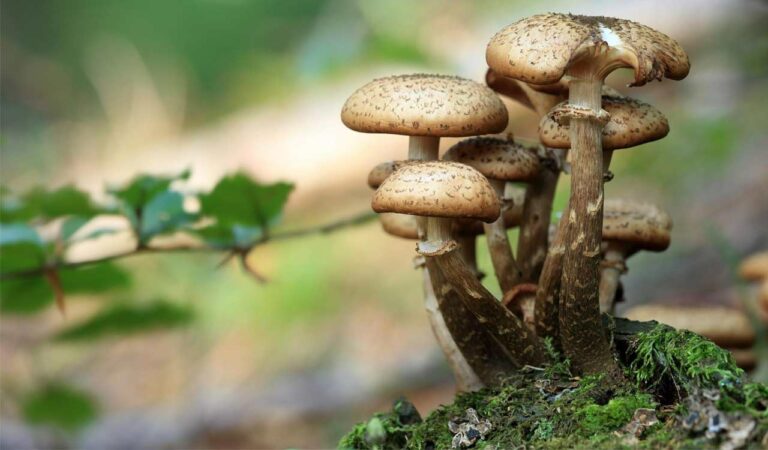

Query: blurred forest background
<box><xmin>2</xmin><ymin>0</ymin><xmax>767</xmax><ymax>448</ymax></box>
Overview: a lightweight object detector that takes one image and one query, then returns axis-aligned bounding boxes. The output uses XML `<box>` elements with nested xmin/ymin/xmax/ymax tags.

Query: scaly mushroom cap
<box><xmin>486</xmin><ymin>13</ymin><xmax>690</xmax><ymax>86</ymax></box>
<box><xmin>443</xmin><ymin>137</ymin><xmax>541</xmax><ymax>182</ymax></box>
<box><xmin>603</xmin><ymin>199</ymin><xmax>672</xmax><ymax>251</ymax></box>
<box><xmin>341</xmin><ymin>74</ymin><xmax>508</xmax><ymax>137</ymax></box>
<box><xmin>367</xmin><ymin>160</ymin><xmax>416</xmax><ymax>189</ymax></box>
<box><xmin>625</xmin><ymin>305</ymin><xmax>755</xmax><ymax>348</ymax></box>
<box><xmin>485</xmin><ymin>68</ymin><xmax>534</xmax><ymax>110</ymax></box>
<box><xmin>540</xmin><ymin>94</ymin><xmax>669</xmax><ymax>150</ymax></box>
<box><xmin>372</xmin><ymin>161</ymin><xmax>500</xmax><ymax>222</ymax></box>
<box><xmin>738</xmin><ymin>251</ymin><xmax>768</xmax><ymax>282</ymax></box>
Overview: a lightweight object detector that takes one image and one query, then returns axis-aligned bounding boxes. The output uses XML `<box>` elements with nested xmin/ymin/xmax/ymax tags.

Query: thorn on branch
<box><xmin>43</xmin><ymin>268</ymin><xmax>67</xmax><ymax>317</ymax></box>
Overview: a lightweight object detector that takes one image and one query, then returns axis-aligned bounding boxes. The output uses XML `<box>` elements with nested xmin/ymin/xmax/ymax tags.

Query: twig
<box><xmin>0</xmin><ymin>211</ymin><xmax>378</xmax><ymax>281</ymax></box>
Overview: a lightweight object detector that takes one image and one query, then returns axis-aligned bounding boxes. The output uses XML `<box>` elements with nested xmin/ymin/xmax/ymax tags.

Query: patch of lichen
<box><xmin>339</xmin><ymin>325</ymin><xmax>768</xmax><ymax>449</ymax></box>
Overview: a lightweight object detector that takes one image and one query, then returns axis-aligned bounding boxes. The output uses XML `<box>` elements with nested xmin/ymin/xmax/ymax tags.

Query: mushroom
<box><xmin>739</xmin><ymin>251</ymin><xmax>768</xmax><ymax>282</ymax></box>
<box><xmin>443</xmin><ymin>137</ymin><xmax>540</xmax><ymax>294</ymax></box>
<box><xmin>373</xmin><ymin>161</ymin><xmax>544</xmax><ymax>383</ymax></box>
<box><xmin>487</xmin><ymin>13</ymin><xmax>689</xmax><ymax>374</ymax></box>
<box><xmin>367</xmin><ymin>160</ymin><xmax>416</xmax><ymax>190</ymax></box>
<box><xmin>624</xmin><ymin>305</ymin><xmax>755</xmax><ymax>349</ymax></box>
<box><xmin>342</xmin><ymin>74</ymin><xmax>508</xmax><ymax>161</ymax></box>
<box><xmin>599</xmin><ymin>200</ymin><xmax>672</xmax><ymax>314</ymax></box>
<box><xmin>540</xmin><ymin>93</ymin><xmax>669</xmax><ymax>176</ymax></box>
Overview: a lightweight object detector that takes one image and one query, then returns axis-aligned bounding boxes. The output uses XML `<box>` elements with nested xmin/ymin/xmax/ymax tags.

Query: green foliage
<box><xmin>198</xmin><ymin>173</ymin><xmax>294</xmax><ymax>248</ymax></box>
<box><xmin>629</xmin><ymin>324</ymin><xmax>744</xmax><ymax>394</ymax></box>
<box><xmin>576</xmin><ymin>394</ymin><xmax>655</xmax><ymax>435</ymax></box>
<box><xmin>22</xmin><ymin>383</ymin><xmax>98</xmax><ymax>431</ymax></box>
<box><xmin>0</xmin><ymin>223</ymin><xmax>45</xmax><ymax>272</ymax></box>
<box><xmin>1</xmin><ymin>263</ymin><xmax>130</xmax><ymax>314</ymax></box>
<box><xmin>55</xmin><ymin>300</ymin><xmax>193</xmax><ymax>341</ymax></box>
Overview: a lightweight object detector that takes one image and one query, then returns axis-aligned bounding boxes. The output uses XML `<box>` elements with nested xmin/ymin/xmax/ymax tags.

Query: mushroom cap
<box><xmin>485</xmin><ymin>68</ymin><xmax>534</xmax><ymax>110</ymax></box>
<box><xmin>372</xmin><ymin>161</ymin><xmax>500</xmax><ymax>222</ymax></box>
<box><xmin>539</xmin><ymin>94</ymin><xmax>669</xmax><ymax>150</ymax></box>
<box><xmin>486</xmin><ymin>13</ymin><xmax>690</xmax><ymax>86</ymax></box>
<box><xmin>367</xmin><ymin>160</ymin><xmax>416</xmax><ymax>189</ymax></box>
<box><xmin>738</xmin><ymin>251</ymin><xmax>768</xmax><ymax>282</ymax></box>
<box><xmin>624</xmin><ymin>304</ymin><xmax>755</xmax><ymax>348</ymax></box>
<box><xmin>456</xmin><ymin>188</ymin><xmax>525</xmax><ymax>235</ymax></box>
<box><xmin>603</xmin><ymin>199</ymin><xmax>672</xmax><ymax>252</ymax></box>
<box><xmin>443</xmin><ymin>137</ymin><xmax>541</xmax><ymax>182</ymax></box>
<box><xmin>341</xmin><ymin>74</ymin><xmax>508</xmax><ymax>137</ymax></box>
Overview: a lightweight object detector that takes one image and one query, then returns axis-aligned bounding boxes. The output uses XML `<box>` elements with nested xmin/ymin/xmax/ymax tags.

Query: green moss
<box><xmin>576</xmin><ymin>394</ymin><xmax>655</xmax><ymax>435</ymax></box>
<box><xmin>629</xmin><ymin>324</ymin><xmax>743</xmax><ymax>395</ymax></box>
<box><xmin>341</xmin><ymin>325</ymin><xmax>768</xmax><ymax>449</ymax></box>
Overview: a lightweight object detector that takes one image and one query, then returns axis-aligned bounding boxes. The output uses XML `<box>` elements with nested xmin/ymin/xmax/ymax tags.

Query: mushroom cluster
<box><xmin>342</xmin><ymin>13</ymin><xmax>690</xmax><ymax>389</ymax></box>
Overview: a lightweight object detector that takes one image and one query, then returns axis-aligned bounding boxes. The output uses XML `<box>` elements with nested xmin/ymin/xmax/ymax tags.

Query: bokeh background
<box><xmin>2</xmin><ymin>0</ymin><xmax>767</xmax><ymax>448</ymax></box>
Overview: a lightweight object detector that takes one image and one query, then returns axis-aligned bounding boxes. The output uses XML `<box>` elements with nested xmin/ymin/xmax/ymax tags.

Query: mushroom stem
<box><xmin>456</xmin><ymin>235</ymin><xmax>480</xmax><ymax>279</ymax></box>
<box><xmin>408</xmin><ymin>136</ymin><xmax>440</xmax><ymax>161</ymax></box>
<box><xmin>517</xmin><ymin>148</ymin><xmax>566</xmax><ymax>282</ymax></box>
<box><xmin>421</xmin><ymin>267</ymin><xmax>484</xmax><ymax>391</ymax></box>
<box><xmin>423</xmin><ymin>217</ymin><xmax>546</xmax><ymax>378</ymax></box>
<box><xmin>598</xmin><ymin>246</ymin><xmax>626</xmax><ymax>315</ymax></box>
<box><xmin>533</xmin><ymin>203</ymin><xmax>569</xmax><ymax>344</ymax></box>
<box><xmin>483</xmin><ymin>179</ymin><xmax>522</xmax><ymax>293</ymax></box>
<box><xmin>558</xmin><ymin>75</ymin><xmax>619</xmax><ymax>375</ymax></box>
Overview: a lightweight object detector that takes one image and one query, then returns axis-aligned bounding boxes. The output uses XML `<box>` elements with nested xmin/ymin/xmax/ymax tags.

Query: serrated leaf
<box><xmin>0</xmin><ymin>263</ymin><xmax>131</xmax><ymax>314</ymax></box>
<box><xmin>0</xmin><ymin>223</ymin><xmax>45</xmax><ymax>273</ymax></box>
<box><xmin>139</xmin><ymin>191</ymin><xmax>197</xmax><ymax>243</ymax></box>
<box><xmin>22</xmin><ymin>383</ymin><xmax>98</xmax><ymax>431</ymax></box>
<box><xmin>198</xmin><ymin>173</ymin><xmax>293</xmax><ymax>248</ymax></box>
<box><xmin>55</xmin><ymin>300</ymin><xmax>193</xmax><ymax>341</ymax></box>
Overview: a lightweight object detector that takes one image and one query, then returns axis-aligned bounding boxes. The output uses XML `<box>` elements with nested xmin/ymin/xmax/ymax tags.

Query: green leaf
<box><xmin>139</xmin><ymin>191</ymin><xmax>197</xmax><ymax>243</ymax></box>
<box><xmin>55</xmin><ymin>300</ymin><xmax>194</xmax><ymax>341</ymax></box>
<box><xmin>109</xmin><ymin>169</ymin><xmax>190</xmax><ymax>211</ymax></box>
<box><xmin>23</xmin><ymin>185</ymin><xmax>101</xmax><ymax>220</ymax></box>
<box><xmin>22</xmin><ymin>383</ymin><xmax>98</xmax><ymax>431</ymax></box>
<box><xmin>198</xmin><ymin>173</ymin><xmax>293</xmax><ymax>248</ymax></box>
<box><xmin>1</xmin><ymin>263</ymin><xmax>131</xmax><ymax>314</ymax></box>
<box><xmin>0</xmin><ymin>223</ymin><xmax>45</xmax><ymax>273</ymax></box>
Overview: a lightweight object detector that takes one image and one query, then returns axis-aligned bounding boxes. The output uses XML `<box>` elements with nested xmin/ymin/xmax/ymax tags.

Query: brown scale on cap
<box><xmin>486</xmin><ymin>13</ymin><xmax>690</xmax><ymax>87</ymax></box>
<box><xmin>540</xmin><ymin>95</ymin><xmax>669</xmax><ymax>150</ymax></box>
<box><xmin>372</xmin><ymin>161</ymin><xmax>500</xmax><ymax>223</ymax></box>
<box><xmin>739</xmin><ymin>251</ymin><xmax>768</xmax><ymax>282</ymax></box>
<box><xmin>603</xmin><ymin>199</ymin><xmax>672</xmax><ymax>252</ymax></box>
<box><xmin>367</xmin><ymin>160</ymin><xmax>417</xmax><ymax>189</ymax></box>
<box><xmin>341</xmin><ymin>74</ymin><xmax>508</xmax><ymax>137</ymax></box>
<box><xmin>443</xmin><ymin>137</ymin><xmax>541</xmax><ymax>182</ymax></box>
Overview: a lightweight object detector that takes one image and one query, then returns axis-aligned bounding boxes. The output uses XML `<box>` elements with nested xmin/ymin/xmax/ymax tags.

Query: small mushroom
<box><xmin>624</xmin><ymin>305</ymin><xmax>755</xmax><ymax>348</ymax></box>
<box><xmin>599</xmin><ymin>199</ymin><xmax>672</xmax><ymax>314</ymax></box>
<box><xmin>342</xmin><ymin>74</ymin><xmax>508</xmax><ymax>161</ymax></box>
<box><xmin>444</xmin><ymin>137</ymin><xmax>540</xmax><ymax>294</ymax></box>
<box><xmin>373</xmin><ymin>161</ymin><xmax>544</xmax><ymax>382</ymax></box>
<box><xmin>739</xmin><ymin>251</ymin><xmax>768</xmax><ymax>282</ymax></box>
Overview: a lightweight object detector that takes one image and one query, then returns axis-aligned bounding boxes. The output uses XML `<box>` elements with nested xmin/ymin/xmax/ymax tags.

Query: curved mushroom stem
<box><xmin>456</xmin><ymin>235</ymin><xmax>481</xmax><ymax>279</ymax></box>
<box><xmin>421</xmin><ymin>267</ymin><xmax>484</xmax><ymax>391</ymax></box>
<box><xmin>517</xmin><ymin>148</ymin><xmax>566</xmax><ymax>282</ymax></box>
<box><xmin>408</xmin><ymin>136</ymin><xmax>440</xmax><ymax>161</ymax></box>
<box><xmin>558</xmin><ymin>73</ymin><xmax>619</xmax><ymax>375</ymax></box>
<box><xmin>483</xmin><ymin>179</ymin><xmax>522</xmax><ymax>293</ymax></box>
<box><xmin>598</xmin><ymin>244</ymin><xmax>628</xmax><ymax>315</ymax></box>
<box><xmin>423</xmin><ymin>217</ymin><xmax>545</xmax><ymax>383</ymax></box>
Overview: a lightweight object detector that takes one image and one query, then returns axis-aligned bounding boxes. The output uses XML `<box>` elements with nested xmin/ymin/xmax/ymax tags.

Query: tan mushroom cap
<box><xmin>367</xmin><ymin>160</ymin><xmax>416</xmax><ymax>189</ymax></box>
<box><xmin>624</xmin><ymin>304</ymin><xmax>755</xmax><ymax>348</ymax></box>
<box><xmin>380</xmin><ymin>198</ymin><xmax>524</xmax><ymax>240</ymax></box>
<box><xmin>372</xmin><ymin>161</ymin><xmax>500</xmax><ymax>222</ymax></box>
<box><xmin>443</xmin><ymin>137</ymin><xmax>541</xmax><ymax>182</ymax></box>
<box><xmin>603</xmin><ymin>199</ymin><xmax>672</xmax><ymax>251</ymax></box>
<box><xmin>486</xmin><ymin>13</ymin><xmax>690</xmax><ymax>86</ymax></box>
<box><xmin>341</xmin><ymin>74</ymin><xmax>508</xmax><ymax>137</ymax></box>
<box><xmin>540</xmin><ymin>95</ymin><xmax>669</xmax><ymax>150</ymax></box>
<box><xmin>738</xmin><ymin>251</ymin><xmax>768</xmax><ymax>282</ymax></box>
